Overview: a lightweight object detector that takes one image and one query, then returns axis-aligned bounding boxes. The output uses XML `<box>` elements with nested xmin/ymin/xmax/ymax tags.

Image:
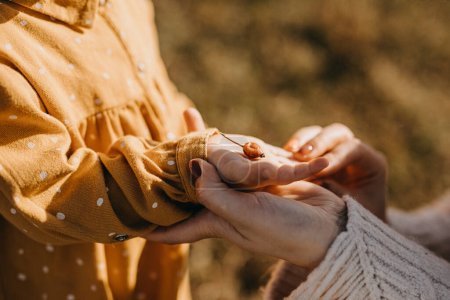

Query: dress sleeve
<box><xmin>0</xmin><ymin>59</ymin><xmax>217</xmax><ymax>245</ymax></box>
<box><xmin>284</xmin><ymin>197</ymin><xmax>450</xmax><ymax>300</ymax></box>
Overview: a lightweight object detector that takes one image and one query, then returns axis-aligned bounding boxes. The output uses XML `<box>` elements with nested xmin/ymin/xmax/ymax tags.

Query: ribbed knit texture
<box><xmin>265</xmin><ymin>196</ymin><xmax>450</xmax><ymax>300</ymax></box>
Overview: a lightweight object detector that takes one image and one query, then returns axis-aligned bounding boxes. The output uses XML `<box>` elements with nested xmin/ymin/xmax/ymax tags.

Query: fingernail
<box><xmin>189</xmin><ymin>159</ymin><xmax>202</xmax><ymax>180</ymax></box>
<box><xmin>299</xmin><ymin>144</ymin><xmax>314</xmax><ymax>156</ymax></box>
<box><xmin>310</xmin><ymin>158</ymin><xmax>328</xmax><ymax>173</ymax></box>
<box><xmin>286</xmin><ymin>141</ymin><xmax>300</xmax><ymax>152</ymax></box>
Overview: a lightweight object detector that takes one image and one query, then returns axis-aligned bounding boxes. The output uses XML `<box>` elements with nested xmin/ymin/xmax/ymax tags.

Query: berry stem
<box><xmin>219</xmin><ymin>132</ymin><xmax>245</xmax><ymax>147</ymax></box>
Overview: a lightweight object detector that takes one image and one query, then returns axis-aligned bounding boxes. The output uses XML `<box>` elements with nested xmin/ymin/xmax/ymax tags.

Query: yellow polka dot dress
<box><xmin>0</xmin><ymin>0</ymin><xmax>214</xmax><ymax>299</ymax></box>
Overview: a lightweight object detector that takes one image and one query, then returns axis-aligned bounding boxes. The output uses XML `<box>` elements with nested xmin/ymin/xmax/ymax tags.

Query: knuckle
<box><xmin>330</xmin><ymin>123</ymin><xmax>354</xmax><ymax>138</ymax></box>
<box><xmin>260</xmin><ymin>165</ymin><xmax>273</xmax><ymax>182</ymax></box>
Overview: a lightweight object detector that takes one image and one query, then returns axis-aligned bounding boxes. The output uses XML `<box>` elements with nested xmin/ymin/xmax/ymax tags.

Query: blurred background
<box><xmin>153</xmin><ymin>0</ymin><xmax>450</xmax><ymax>299</ymax></box>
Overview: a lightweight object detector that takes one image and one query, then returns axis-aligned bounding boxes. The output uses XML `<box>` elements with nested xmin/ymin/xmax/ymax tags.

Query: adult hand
<box><xmin>146</xmin><ymin>160</ymin><xmax>346</xmax><ymax>270</ymax></box>
<box><xmin>284</xmin><ymin>123</ymin><xmax>387</xmax><ymax>220</ymax></box>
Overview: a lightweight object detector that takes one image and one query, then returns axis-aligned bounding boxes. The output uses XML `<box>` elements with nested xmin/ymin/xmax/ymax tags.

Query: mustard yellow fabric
<box><xmin>0</xmin><ymin>0</ymin><xmax>214</xmax><ymax>299</ymax></box>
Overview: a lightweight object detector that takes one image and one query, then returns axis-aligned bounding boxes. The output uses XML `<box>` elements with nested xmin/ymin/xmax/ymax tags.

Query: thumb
<box><xmin>145</xmin><ymin>210</ymin><xmax>223</xmax><ymax>244</ymax></box>
<box><xmin>191</xmin><ymin>159</ymin><xmax>252</xmax><ymax>224</ymax></box>
<box><xmin>183</xmin><ymin>108</ymin><xmax>206</xmax><ymax>132</ymax></box>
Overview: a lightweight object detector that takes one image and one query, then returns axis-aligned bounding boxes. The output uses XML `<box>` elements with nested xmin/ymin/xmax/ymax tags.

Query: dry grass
<box><xmin>154</xmin><ymin>0</ymin><xmax>450</xmax><ymax>299</ymax></box>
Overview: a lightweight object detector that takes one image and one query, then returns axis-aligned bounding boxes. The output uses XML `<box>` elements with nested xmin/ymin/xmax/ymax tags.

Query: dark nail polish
<box><xmin>189</xmin><ymin>160</ymin><xmax>202</xmax><ymax>180</ymax></box>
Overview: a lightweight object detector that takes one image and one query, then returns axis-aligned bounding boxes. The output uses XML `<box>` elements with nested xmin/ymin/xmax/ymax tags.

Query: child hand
<box><xmin>183</xmin><ymin>108</ymin><xmax>327</xmax><ymax>189</ymax></box>
<box><xmin>206</xmin><ymin>133</ymin><xmax>329</xmax><ymax>189</ymax></box>
<box><xmin>183</xmin><ymin>108</ymin><xmax>206</xmax><ymax>133</ymax></box>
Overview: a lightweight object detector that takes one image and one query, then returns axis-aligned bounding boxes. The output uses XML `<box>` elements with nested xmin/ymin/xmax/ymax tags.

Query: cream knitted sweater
<box><xmin>264</xmin><ymin>194</ymin><xmax>450</xmax><ymax>299</ymax></box>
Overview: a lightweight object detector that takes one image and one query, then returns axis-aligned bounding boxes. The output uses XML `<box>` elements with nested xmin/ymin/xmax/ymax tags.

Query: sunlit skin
<box><xmin>284</xmin><ymin>123</ymin><xmax>387</xmax><ymax>220</ymax></box>
<box><xmin>206</xmin><ymin>133</ymin><xmax>329</xmax><ymax>189</ymax></box>
<box><xmin>148</xmin><ymin>109</ymin><xmax>386</xmax><ymax>270</ymax></box>
<box><xmin>147</xmin><ymin>158</ymin><xmax>345</xmax><ymax>270</ymax></box>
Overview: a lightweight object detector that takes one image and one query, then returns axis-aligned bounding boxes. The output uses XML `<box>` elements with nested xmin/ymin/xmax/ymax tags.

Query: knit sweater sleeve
<box><xmin>286</xmin><ymin>196</ymin><xmax>450</xmax><ymax>300</ymax></box>
<box><xmin>387</xmin><ymin>190</ymin><xmax>450</xmax><ymax>262</ymax></box>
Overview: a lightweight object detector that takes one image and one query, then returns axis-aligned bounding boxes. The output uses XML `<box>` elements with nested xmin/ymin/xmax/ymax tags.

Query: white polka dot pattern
<box><xmin>56</xmin><ymin>212</ymin><xmax>66</xmax><ymax>220</ymax></box>
<box><xmin>96</xmin><ymin>198</ymin><xmax>104</xmax><ymax>206</ymax></box>
<box><xmin>39</xmin><ymin>171</ymin><xmax>48</xmax><ymax>181</ymax></box>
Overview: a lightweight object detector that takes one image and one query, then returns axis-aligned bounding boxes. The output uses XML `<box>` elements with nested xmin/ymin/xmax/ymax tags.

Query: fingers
<box><xmin>208</xmin><ymin>133</ymin><xmax>328</xmax><ymax>188</ymax></box>
<box><xmin>192</xmin><ymin>159</ymin><xmax>254</xmax><ymax>224</ymax></box>
<box><xmin>145</xmin><ymin>210</ymin><xmax>218</xmax><ymax>244</ymax></box>
<box><xmin>318</xmin><ymin>139</ymin><xmax>363</xmax><ymax>176</ymax></box>
<box><xmin>265</xmin><ymin>180</ymin><xmax>331</xmax><ymax>199</ymax></box>
<box><xmin>183</xmin><ymin>108</ymin><xmax>206</xmax><ymax>133</ymax></box>
<box><xmin>264</xmin><ymin>181</ymin><xmax>346</xmax><ymax>215</ymax></box>
<box><xmin>293</xmin><ymin>123</ymin><xmax>354</xmax><ymax>161</ymax></box>
<box><xmin>221</xmin><ymin>158</ymin><xmax>328</xmax><ymax>189</ymax></box>
<box><xmin>284</xmin><ymin>126</ymin><xmax>322</xmax><ymax>152</ymax></box>
<box><xmin>318</xmin><ymin>139</ymin><xmax>385</xmax><ymax>177</ymax></box>
<box><xmin>145</xmin><ymin>210</ymin><xmax>243</xmax><ymax>245</ymax></box>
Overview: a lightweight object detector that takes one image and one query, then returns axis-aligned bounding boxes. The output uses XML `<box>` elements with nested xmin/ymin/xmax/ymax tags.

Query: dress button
<box><xmin>113</xmin><ymin>234</ymin><xmax>129</xmax><ymax>242</ymax></box>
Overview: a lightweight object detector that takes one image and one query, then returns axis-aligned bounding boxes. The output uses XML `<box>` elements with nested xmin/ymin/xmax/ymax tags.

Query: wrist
<box><xmin>206</xmin><ymin>132</ymin><xmax>222</xmax><ymax>146</ymax></box>
<box><xmin>303</xmin><ymin>203</ymin><xmax>348</xmax><ymax>271</ymax></box>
